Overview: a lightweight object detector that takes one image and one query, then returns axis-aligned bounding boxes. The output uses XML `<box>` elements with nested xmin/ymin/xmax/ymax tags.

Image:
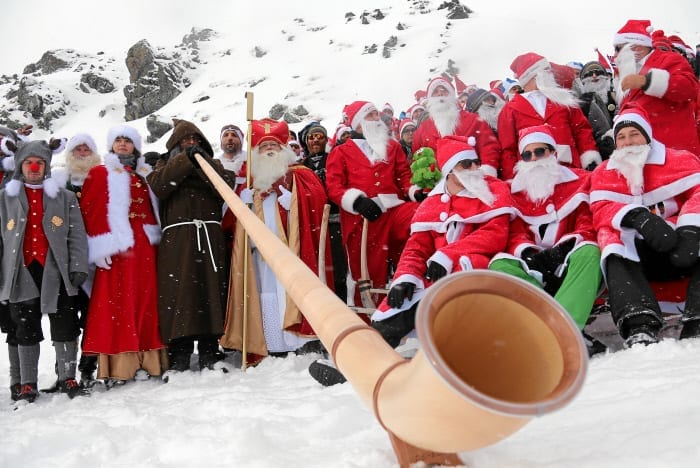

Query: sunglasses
<box><xmin>180</xmin><ymin>135</ymin><xmax>202</xmax><ymax>144</ymax></box>
<box><xmin>457</xmin><ymin>158</ymin><xmax>482</xmax><ymax>169</ymax></box>
<box><xmin>583</xmin><ymin>69</ymin><xmax>605</xmax><ymax>78</ymax></box>
<box><xmin>520</xmin><ymin>147</ymin><xmax>550</xmax><ymax>161</ymax></box>
<box><xmin>307</xmin><ymin>133</ymin><xmax>326</xmax><ymax>142</ymax></box>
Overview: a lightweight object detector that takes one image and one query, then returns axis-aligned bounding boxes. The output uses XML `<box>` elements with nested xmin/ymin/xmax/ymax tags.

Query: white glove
<box><xmin>240</xmin><ymin>188</ymin><xmax>254</xmax><ymax>204</ymax></box>
<box><xmin>277</xmin><ymin>185</ymin><xmax>292</xmax><ymax>211</ymax></box>
<box><xmin>95</xmin><ymin>256</ymin><xmax>112</xmax><ymax>270</ymax></box>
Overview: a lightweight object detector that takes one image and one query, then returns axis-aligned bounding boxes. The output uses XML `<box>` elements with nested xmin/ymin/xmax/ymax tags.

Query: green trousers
<box><xmin>489</xmin><ymin>244</ymin><xmax>602</xmax><ymax>329</ymax></box>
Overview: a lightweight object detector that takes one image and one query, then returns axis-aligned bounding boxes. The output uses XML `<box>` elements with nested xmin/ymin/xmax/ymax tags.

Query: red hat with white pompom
<box><xmin>436</xmin><ymin>135</ymin><xmax>478</xmax><ymax>174</ymax></box>
<box><xmin>613</xmin><ymin>19</ymin><xmax>653</xmax><ymax>47</ymax></box>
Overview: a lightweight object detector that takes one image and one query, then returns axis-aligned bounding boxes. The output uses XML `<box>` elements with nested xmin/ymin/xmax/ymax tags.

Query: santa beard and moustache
<box><xmin>513</xmin><ymin>155</ymin><xmax>562</xmax><ymax>204</ymax></box>
<box><xmin>452</xmin><ymin>167</ymin><xmax>495</xmax><ymax>206</ymax></box>
<box><xmin>361</xmin><ymin>119</ymin><xmax>390</xmax><ymax>162</ymax></box>
<box><xmin>426</xmin><ymin>95</ymin><xmax>461</xmax><ymax>137</ymax></box>
<box><xmin>608</xmin><ymin>144</ymin><xmax>650</xmax><ymax>196</ymax></box>
<box><xmin>251</xmin><ymin>144</ymin><xmax>296</xmax><ymax>192</ymax></box>
<box><xmin>477</xmin><ymin>97</ymin><xmax>505</xmax><ymax>131</ymax></box>
<box><xmin>66</xmin><ymin>150</ymin><xmax>101</xmax><ymax>180</ymax></box>
<box><xmin>535</xmin><ymin>70</ymin><xmax>580</xmax><ymax>108</ymax></box>
<box><xmin>580</xmin><ymin>75</ymin><xmax>612</xmax><ymax>103</ymax></box>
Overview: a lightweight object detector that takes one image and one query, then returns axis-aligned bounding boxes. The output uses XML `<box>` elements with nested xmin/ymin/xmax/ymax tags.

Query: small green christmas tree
<box><xmin>410</xmin><ymin>147</ymin><xmax>441</xmax><ymax>190</ymax></box>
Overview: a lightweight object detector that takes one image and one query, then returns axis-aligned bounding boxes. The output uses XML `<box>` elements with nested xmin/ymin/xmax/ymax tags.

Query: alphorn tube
<box><xmin>196</xmin><ymin>154</ymin><xmax>587</xmax><ymax>453</ymax></box>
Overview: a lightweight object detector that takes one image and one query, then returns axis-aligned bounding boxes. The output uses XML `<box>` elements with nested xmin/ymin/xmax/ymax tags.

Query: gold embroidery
<box><xmin>51</xmin><ymin>216</ymin><xmax>64</xmax><ymax>231</ymax></box>
<box><xmin>6</xmin><ymin>219</ymin><xmax>15</xmax><ymax>231</ymax></box>
<box><xmin>129</xmin><ymin>213</ymin><xmax>147</xmax><ymax>219</ymax></box>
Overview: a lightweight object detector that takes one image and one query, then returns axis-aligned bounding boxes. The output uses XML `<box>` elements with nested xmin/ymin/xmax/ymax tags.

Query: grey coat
<box><xmin>0</xmin><ymin>178</ymin><xmax>88</xmax><ymax>313</ymax></box>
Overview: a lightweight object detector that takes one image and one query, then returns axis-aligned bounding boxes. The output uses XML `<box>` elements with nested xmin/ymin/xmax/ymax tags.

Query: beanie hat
<box><xmin>343</xmin><ymin>101</ymin><xmax>377</xmax><ymax>131</ymax></box>
<box><xmin>220</xmin><ymin>124</ymin><xmax>244</xmax><ymax>142</ymax></box>
<box><xmin>613</xmin><ymin>104</ymin><xmax>652</xmax><ymax>143</ymax></box>
<box><xmin>426</xmin><ymin>76</ymin><xmax>456</xmax><ymax>98</ymax></box>
<box><xmin>306</xmin><ymin>124</ymin><xmax>327</xmax><ymax>138</ymax></box>
<box><xmin>436</xmin><ymin>135</ymin><xmax>478</xmax><ymax>175</ymax></box>
<box><xmin>12</xmin><ymin>140</ymin><xmax>58</xmax><ymax>181</ymax></box>
<box><xmin>399</xmin><ymin>119</ymin><xmax>416</xmax><ymax>136</ymax></box>
<box><xmin>65</xmin><ymin>133</ymin><xmax>98</xmax><ymax>155</ymax></box>
<box><xmin>251</xmin><ymin>118</ymin><xmax>289</xmax><ymax>147</ymax></box>
<box><xmin>510</xmin><ymin>52</ymin><xmax>550</xmax><ymax>87</ymax></box>
<box><xmin>579</xmin><ymin>61</ymin><xmax>607</xmax><ymax>80</ymax></box>
<box><xmin>107</xmin><ymin>125</ymin><xmax>142</xmax><ymax>154</ymax></box>
<box><xmin>613</xmin><ymin>19</ymin><xmax>653</xmax><ymax>47</ymax></box>
<box><xmin>501</xmin><ymin>77</ymin><xmax>522</xmax><ymax>96</ymax></box>
<box><xmin>518</xmin><ymin>125</ymin><xmax>557</xmax><ymax>154</ymax></box>
<box><xmin>465</xmin><ymin>88</ymin><xmax>490</xmax><ymax>113</ymax></box>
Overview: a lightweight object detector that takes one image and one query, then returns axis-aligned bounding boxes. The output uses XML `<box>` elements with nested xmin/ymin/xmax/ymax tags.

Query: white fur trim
<box><xmin>64</xmin><ymin>133</ymin><xmax>98</xmax><ymax>155</ymax></box>
<box><xmin>518</xmin><ymin>58</ymin><xmax>550</xmax><ymax>87</ymax></box>
<box><xmin>135</xmin><ymin>156</ymin><xmax>153</xmax><ymax>178</ymax></box>
<box><xmin>42</xmin><ymin>177</ymin><xmax>59</xmax><ymax>198</ymax></box>
<box><xmin>427</xmin><ymin>250</ymin><xmax>454</xmax><ymax>274</ymax></box>
<box><xmin>427</xmin><ymin>77</ymin><xmax>456</xmax><ymax>98</ymax></box>
<box><xmin>4</xmin><ymin>179</ymin><xmax>21</xmax><ymax>197</ymax></box>
<box><xmin>518</xmin><ymin>131</ymin><xmax>557</xmax><ymax>154</ymax></box>
<box><xmin>2</xmin><ymin>155</ymin><xmax>14</xmax><ymax>171</ymax></box>
<box><xmin>106</xmin><ymin>125</ymin><xmax>142</xmax><ymax>153</ymax></box>
<box><xmin>481</xmin><ymin>164</ymin><xmax>498</xmax><ymax>177</ymax></box>
<box><xmin>408</xmin><ymin>185</ymin><xmax>421</xmax><ymax>202</ymax></box>
<box><xmin>50</xmin><ymin>138</ymin><xmax>67</xmax><ymax>155</ymax></box>
<box><xmin>644</xmin><ymin>68</ymin><xmax>670</xmax><ymax>98</ymax></box>
<box><xmin>88</xmin><ymin>233</ymin><xmax>119</xmax><ymax>263</ymax></box>
<box><xmin>341</xmin><ymin>188</ymin><xmax>366</xmax><ymax>213</ymax></box>
<box><xmin>613</xmin><ymin>111</ymin><xmax>653</xmax><ymax>142</ymax></box>
<box><xmin>51</xmin><ymin>166</ymin><xmax>69</xmax><ymax>188</ymax></box>
<box><xmin>0</xmin><ymin>139</ymin><xmax>15</xmax><ymax>157</ymax></box>
<box><xmin>580</xmin><ymin>150</ymin><xmax>602</xmax><ymax>168</ymax></box>
<box><xmin>351</xmin><ymin>102</ymin><xmax>378</xmax><ymax>131</ymax></box>
<box><xmin>613</xmin><ymin>32</ymin><xmax>652</xmax><ymax>48</ymax></box>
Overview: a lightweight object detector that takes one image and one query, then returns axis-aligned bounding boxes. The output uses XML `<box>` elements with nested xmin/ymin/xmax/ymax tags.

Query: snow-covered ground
<box><xmin>2</xmin><ymin>1</ymin><xmax>700</xmax><ymax>467</ymax></box>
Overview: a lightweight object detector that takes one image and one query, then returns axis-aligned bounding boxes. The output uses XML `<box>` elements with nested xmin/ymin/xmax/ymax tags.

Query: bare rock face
<box><xmin>23</xmin><ymin>51</ymin><xmax>71</xmax><ymax>75</ymax></box>
<box><xmin>146</xmin><ymin>115</ymin><xmax>174</xmax><ymax>143</ymax></box>
<box><xmin>80</xmin><ymin>72</ymin><xmax>115</xmax><ymax>93</ymax></box>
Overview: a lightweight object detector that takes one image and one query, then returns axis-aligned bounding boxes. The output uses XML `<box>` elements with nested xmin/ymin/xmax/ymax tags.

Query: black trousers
<box><xmin>371</xmin><ymin>303</ymin><xmax>418</xmax><ymax>349</ymax></box>
<box><xmin>8</xmin><ymin>261</ymin><xmax>80</xmax><ymax>346</ymax></box>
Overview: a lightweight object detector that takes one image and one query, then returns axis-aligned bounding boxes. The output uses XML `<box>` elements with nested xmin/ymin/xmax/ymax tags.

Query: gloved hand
<box><xmin>353</xmin><ymin>196</ymin><xmax>382</xmax><ymax>221</ymax></box>
<box><xmin>95</xmin><ymin>256</ymin><xmax>112</xmax><ymax>270</ymax></box>
<box><xmin>621</xmin><ymin>208</ymin><xmax>678</xmax><ymax>252</ymax></box>
<box><xmin>69</xmin><ymin>271</ymin><xmax>87</xmax><ymax>287</ymax></box>
<box><xmin>535</xmin><ymin>238</ymin><xmax>576</xmax><ymax>270</ymax></box>
<box><xmin>425</xmin><ymin>261</ymin><xmax>447</xmax><ymax>282</ymax></box>
<box><xmin>239</xmin><ymin>187</ymin><xmax>254</xmax><ymax>204</ymax></box>
<box><xmin>186</xmin><ymin>145</ymin><xmax>208</xmax><ymax>169</ymax></box>
<box><xmin>414</xmin><ymin>190</ymin><xmax>428</xmax><ymax>202</ymax></box>
<box><xmin>277</xmin><ymin>185</ymin><xmax>292</xmax><ymax>211</ymax></box>
<box><xmin>585</xmin><ymin>161</ymin><xmax>598</xmax><ymax>171</ymax></box>
<box><xmin>670</xmin><ymin>226</ymin><xmax>700</xmax><ymax>269</ymax></box>
<box><xmin>387</xmin><ymin>282</ymin><xmax>416</xmax><ymax>308</ymax></box>
<box><xmin>522</xmin><ymin>247</ymin><xmax>546</xmax><ymax>272</ymax></box>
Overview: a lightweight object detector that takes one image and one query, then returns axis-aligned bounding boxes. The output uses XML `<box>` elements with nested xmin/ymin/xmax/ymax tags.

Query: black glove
<box><xmin>670</xmin><ymin>226</ymin><xmax>700</xmax><ymax>269</ymax></box>
<box><xmin>186</xmin><ymin>145</ymin><xmax>208</xmax><ymax>169</ymax></box>
<box><xmin>597</xmin><ymin>135</ymin><xmax>615</xmax><ymax>160</ymax></box>
<box><xmin>621</xmin><ymin>208</ymin><xmax>678</xmax><ymax>252</ymax></box>
<box><xmin>585</xmin><ymin>161</ymin><xmax>598</xmax><ymax>171</ymax></box>
<box><xmin>353</xmin><ymin>196</ymin><xmax>382</xmax><ymax>221</ymax></box>
<box><xmin>69</xmin><ymin>271</ymin><xmax>87</xmax><ymax>287</ymax></box>
<box><xmin>425</xmin><ymin>261</ymin><xmax>447</xmax><ymax>282</ymax></box>
<box><xmin>414</xmin><ymin>190</ymin><xmax>428</xmax><ymax>202</ymax></box>
<box><xmin>536</xmin><ymin>238</ymin><xmax>576</xmax><ymax>269</ymax></box>
<box><xmin>522</xmin><ymin>247</ymin><xmax>546</xmax><ymax>272</ymax></box>
<box><xmin>387</xmin><ymin>282</ymin><xmax>416</xmax><ymax>308</ymax></box>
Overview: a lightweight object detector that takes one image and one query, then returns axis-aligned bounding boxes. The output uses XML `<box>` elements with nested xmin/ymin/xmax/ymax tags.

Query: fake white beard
<box><xmin>580</xmin><ymin>76</ymin><xmax>612</xmax><ymax>102</ymax></box>
<box><xmin>65</xmin><ymin>151</ymin><xmax>101</xmax><ymax>180</ymax></box>
<box><xmin>251</xmin><ymin>145</ymin><xmax>296</xmax><ymax>192</ymax></box>
<box><xmin>477</xmin><ymin>97</ymin><xmax>505</xmax><ymax>131</ymax></box>
<box><xmin>426</xmin><ymin>96</ymin><xmax>460</xmax><ymax>137</ymax></box>
<box><xmin>609</xmin><ymin>144</ymin><xmax>650</xmax><ymax>196</ymax></box>
<box><xmin>453</xmin><ymin>168</ymin><xmax>495</xmax><ymax>206</ymax></box>
<box><xmin>513</xmin><ymin>156</ymin><xmax>561</xmax><ymax>204</ymax></box>
<box><xmin>614</xmin><ymin>45</ymin><xmax>637</xmax><ymax>105</ymax></box>
<box><xmin>535</xmin><ymin>70</ymin><xmax>580</xmax><ymax>108</ymax></box>
<box><xmin>361</xmin><ymin>119</ymin><xmax>390</xmax><ymax>162</ymax></box>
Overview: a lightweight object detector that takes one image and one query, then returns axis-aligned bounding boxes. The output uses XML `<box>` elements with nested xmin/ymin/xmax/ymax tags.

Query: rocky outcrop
<box><xmin>269</xmin><ymin>104</ymin><xmax>309</xmax><ymax>124</ymax></box>
<box><xmin>23</xmin><ymin>51</ymin><xmax>71</xmax><ymax>75</ymax></box>
<box><xmin>80</xmin><ymin>72</ymin><xmax>115</xmax><ymax>93</ymax></box>
<box><xmin>146</xmin><ymin>115</ymin><xmax>174</xmax><ymax>143</ymax></box>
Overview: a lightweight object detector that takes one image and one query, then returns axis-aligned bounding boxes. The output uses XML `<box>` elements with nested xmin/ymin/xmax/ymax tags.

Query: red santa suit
<box><xmin>374</xmin><ymin>174</ymin><xmax>513</xmax><ymax>320</ymax></box>
<box><xmin>590</xmin><ymin>141</ymin><xmax>700</xmax><ymax>271</ymax></box>
<box><xmin>326</xmin><ymin>137</ymin><xmax>419</xmax><ymax>306</ymax></box>
<box><xmin>498</xmin><ymin>92</ymin><xmax>600</xmax><ymax>180</ymax></box>
<box><xmin>619</xmin><ymin>49</ymin><xmax>700</xmax><ymax>156</ymax></box>
<box><xmin>80</xmin><ymin>153</ymin><xmax>165</xmax><ymax>378</ymax></box>
<box><xmin>412</xmin><ymin>110</ymin><xmax>502</xmax><ymax>177</ymax></box>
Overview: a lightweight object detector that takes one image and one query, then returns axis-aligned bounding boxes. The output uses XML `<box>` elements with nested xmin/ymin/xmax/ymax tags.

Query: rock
<box><xmin>23</xmin><ymin>51</ymin><xmax>71</xmax><ymax>75</ymax></box>
<box><xmin>252</xmin><ymin>46</ymin><xmax>267</xmax><ymax>58</ymax></box>
<box><xmin>181</xmin><ymin>28</ymin><xmax>216</xmax><ymax>48</ymax></box>
<box><xmin>437</xmin><ymin>0</ymin><xmax>473</xmax><ymax>19</ymax></box>
<box><xmin>80</xmin><ymin>72</ymin><xmax>115</xmax><ymax>94</ymax></box>
<box><xmin>146</xmin><ymin>115</ymin><xmax>174</xmax><ymax>143</ymax></box>
<box><xmin>269</xmin><ymin>103</ymin><xmax>288</xmax><ymax>120</ymax></box>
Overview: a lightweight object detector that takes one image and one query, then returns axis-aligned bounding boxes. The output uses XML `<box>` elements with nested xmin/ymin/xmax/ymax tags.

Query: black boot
<box><xmin>197</xmin><ymin>338</ymin><xmax>225</xmax><ymax>371</ymax></box>
<box><xmin>17</xmin><ymin>383</ymin><xmax>39</xmax><ymax>403</ymax></box>
<box><xmin>308</xmin><ymin>359</ymin><xmax>347</xmax><ymax>387</ymax></box>
<box><xmin>622</xmin><ymin>314</ymin><xmax>661</xmax><ymax>348</ymax></box>
<box><xmin>78</xmin><ymin>355</ymin><xmax>98</xmax><ymax>388</ymax></box>
<box><xmin>59</xmin><ymin>378</ymin><xmax>90</xmax><ymax>399</ymax></box>
<box><xmin>168</xmin><ymin>339</ymin><xmax>193</xmax><ymax>372</ymax></box>
<box><xmin>9</xmin><ymin>383</ymin><xmax>21</xmax><ymax>401</ymax></box>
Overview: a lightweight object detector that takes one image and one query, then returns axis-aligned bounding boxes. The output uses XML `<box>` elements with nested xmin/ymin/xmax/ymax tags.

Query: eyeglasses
<box><xmin>520</xmin><ymin>147</ymin><xmax>550</xmax><ymax>161</ymax></box>
<box><xmin>307</xmin><ymin>133</ymin><xmax>326</xmax><ymax>142</ymax></box>
<box><xmin>583</xmin><ymin>69</ymin><xmax>605</xmax><ymax>78</ymax></box>
<box><xmin>614</xmin><ymin>45</ymin><xmax>624</xmax><ymax>53</ymax></box>
<box><xmin>457</xmin><ymin>158</ymin><xmax>482</xmax><ymax>169</ymax></box>
<box><xmin>180</xmin><ymin>135</ymin><xmax>202</xmax><ymax>145</ymax></box>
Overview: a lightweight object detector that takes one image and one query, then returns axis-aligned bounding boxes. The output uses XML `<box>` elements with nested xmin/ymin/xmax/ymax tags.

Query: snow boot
<box><xmin>582</xmin><ymin>331</ymin><xmax>607</xmax><ymax>357</ymax></box>
<box><xmin>9</xmin><ymin>383</ymin><xmax>21</xmax><ymax>401</ymax></box>
<box><xmin>308</xmin><ymin>359</ymin><xmax>347</xmax><ymax>386</ymax></box>
<box><xmin>295</xmin><ymin>340</ymin><xmax>327</xmax><ymax>356</ymax></box>
<box><xmin>624</xmin><ymin>324</ymin><xmax>659</xmax><ymax>348</ymax></box>
<box><xmin>59</xmin><ymin>378</ymin><xmax>90</xmax><ymax>399</ymax></box>
<box><xmin>680</xmin><ymin>319</ymin><xmax>700</xmax><ymax>340</ymax></box>
<box><xmin>17</xmin><ymin>383</ymin><xmax>39</xmax><ymax>403</ymax></box>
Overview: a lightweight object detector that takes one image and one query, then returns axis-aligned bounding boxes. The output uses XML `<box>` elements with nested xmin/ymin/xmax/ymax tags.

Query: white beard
<box><xmin>477</xmin><ymin>97</ymin><xmax>505</xmax><ymax>131</ymax></box>
<box><xmin>609</xmin><ymin>144</ymin><xmax>649</xmax><ymax>196</ymax></box>
<box><xmin>580</xmin><ymin>76</ymin><xmax>611</xmax><ymax>103</ymax></box>
<box><xmin>65</xmin><ymin>151</ymin><xmax>101</xmax><ymax>181</ymax></box>
<box><xmin>361</xmin><ymin>119</ymin><xmax>390</xmax><ymax>162</ymax></box>
<box><xmin>251</xmin><ymin>146</ymin><xmax>296</xmax><ymax>192</ymax></box>
<box><xmin>513</xmin><ymin>156</ymin><xmax>561</xmax><ymax>204</ymax></box>
<box><xmin>614</xmin><ymin>45</ymin><xmax>637</xmax><ymax>105</ymax></box>
<box><xmin>453</xmin><ymin>168</ymin><xmax>495</xmax><ymax>206</ymax></box>
<box><xmin>536</xmin><ymin>70</ymin><xmax>580</xmax><ymax>108</ymax></box>
<box><xmin>426</xmin><ymin>96</ymin><xmax>461</xmax><ymax>137</ymax></box>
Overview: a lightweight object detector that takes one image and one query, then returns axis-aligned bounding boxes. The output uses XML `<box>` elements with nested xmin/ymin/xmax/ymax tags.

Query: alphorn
<box><xmin>195</xmin><ymin>153</ymin><xmax>587</xmax><ymax>466</ymax></box>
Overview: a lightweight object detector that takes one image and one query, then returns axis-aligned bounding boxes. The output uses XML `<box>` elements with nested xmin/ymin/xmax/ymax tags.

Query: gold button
<box><xmin>375</xmin><ymin>181</ymin><xmax>381</xmax><ymax>186</ymax></box>
<box><xmin>374</xmin><ymin>172</ymin><xmax>379</xmax><ymax>177</ymax></box>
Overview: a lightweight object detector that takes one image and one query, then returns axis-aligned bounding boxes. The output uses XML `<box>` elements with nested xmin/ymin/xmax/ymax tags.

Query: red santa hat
<box><xmin>453</xmin><ymin>74</ymin><xmax>468</xmax><ymax>95</ymax></box>
<box><xmin>399</xmin><ymin>119</ymin><xmax>416</xmax><ymax>136</ymax></box>
<box><xmin>613</xmin><ymin>19</ymin><xmax>653</xmax><ymax>48</ymax></box>
<box><xmin>342</xmin><ymin>101</ymin><xmax>377</xmax><ymax>131</ymax></box>
<box><xmin>613</xmin><ymin>104</ymin><xmax>652</xmax><ymax>143</ymax></box>
<box><xmin>414</xmin><ymin>89</ymin><xmax>427</xmax><ymax>103</ymax></box>
<box><xmin>436</xmin><ymin>135</ymin><xmax>478</xmax><ymax>175</ymax></box>
<box><xmin>382</xmin><ymin>102</ymin><xmax>394</xmax><ymax>113</ymax></box>
<box><xmin>251</xmin><ymin>118</ymin><xmax>289</xmax><ymax>147</ymax></box>
<box><xmin>426</xmin><ymin>76</ymin><xmax>456</xmax><ymax>98</ymax></box>
<box><xmin>518</xmin><ymin>125</ymin><xmax>557</xmax><ymax>154</ymax></box>
<box><xmin>406</xmin><ymin>103</ymin><xmax>425</xmax><ymax>119</ymax></box>
<box><xmin>510</xmin><ymin>52</ymin><xmax>550</xmax><ymax>87</ymax></box>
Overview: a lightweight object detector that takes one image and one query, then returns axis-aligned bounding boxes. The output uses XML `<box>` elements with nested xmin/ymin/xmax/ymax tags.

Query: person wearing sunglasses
<box><xmin>489</xmin><ymin>125</ymin><xmax>602</xmax><ymax>349</ymax></box>
<box><xmin>573</xmin><ymin>61</ymin><xmax>616</xmax><ymax>161</ymax></box>
<box><xmin>612</xmin><ymin>19</ymin><xmax>699</xmax><ymax>156</ymax></box>
<box><xmin>590</xmin><ymin>104</ymin><xmax>700</xmax><ymax>347</ymax></box>
<box><xmin>499</xmin><ymin>52</ymin><xmax>602</xmax><ymax>181</ymax></box>
<box><xmin>309</xmin><ymin>135</ymin><xmax>513</xmax><ymax>387</ymax></box>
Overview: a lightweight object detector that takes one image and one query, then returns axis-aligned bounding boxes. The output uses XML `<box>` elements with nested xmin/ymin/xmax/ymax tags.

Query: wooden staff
<box><xmin>317</xmin><ymin>204</ymin><xmax>331</xmax><ymax>285</ymax></box>
<box><xmin>241</xmin><ymin>91</ymin><xmax>254</xmax><ymax>371</ymax></box>
<box><xmin>357</xmin><ymin>218</ymin><xmax>376</xmax><ymax>308</ymax></box>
